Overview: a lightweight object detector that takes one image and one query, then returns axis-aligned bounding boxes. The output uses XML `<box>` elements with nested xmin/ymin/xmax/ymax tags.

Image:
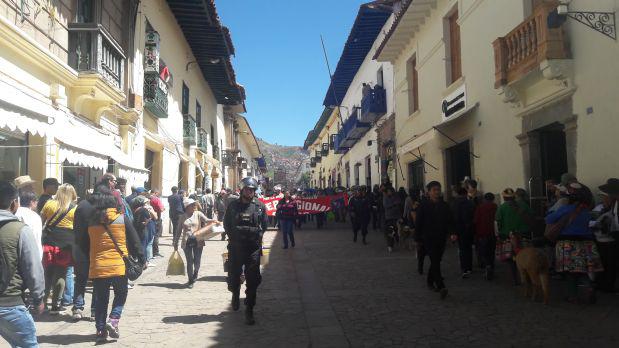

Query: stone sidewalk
<box><xmin>29</xmin><ymin>222</ymin><xmax>619</xmax><ymax>348</ymax></box>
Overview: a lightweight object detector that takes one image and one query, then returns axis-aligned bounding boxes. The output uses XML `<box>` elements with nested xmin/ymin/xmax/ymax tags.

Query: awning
<box><xmin>398</xmin><ymin>128</ymin><xmax>435</xmax><ymax>154</ymax></box>
<box><xmin>0</xmin><ymin>101</ymin><xmax>53</xmax><ymax>137</ymax></box>
<box><xmin>55</xmin><ymin>116</ymin><xmax>149</xmax><ymax>172</ymax></box>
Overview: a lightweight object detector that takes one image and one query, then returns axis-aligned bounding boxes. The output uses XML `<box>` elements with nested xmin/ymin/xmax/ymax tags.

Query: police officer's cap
<box><xmin>240</xmin><ymin>177</ymin><xmax>258</xmax><ymax>190</ymax></box>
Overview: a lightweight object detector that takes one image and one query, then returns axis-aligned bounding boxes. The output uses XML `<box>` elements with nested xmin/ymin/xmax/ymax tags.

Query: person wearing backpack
<box><xmin>87</xmin><ymin>186</ymin><xmax>144</xmax><ymax>343</ymax></box>
<box><xmin>0</xmin><ymin>180</ymin><xmax>45</xmax><ymax>348</ymax></box>
<box><xmin>40</xmin><ymin>183</ymin><xmax>78</xmax><ymax>314</ymax></box>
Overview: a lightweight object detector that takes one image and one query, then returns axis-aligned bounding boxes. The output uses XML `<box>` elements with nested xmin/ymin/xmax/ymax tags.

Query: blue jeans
<box><xmin>0</xmin><ymin>305</ymin><xmax>38</xmax><ymax>348</ymax></box>
<box><xmin>93</xmin><ymin>276</ymin><xmax>128</xmax><ymax>331</ymax></box>
<box><xmin>62</xmin><ymin>266</ymin><xmax>74</xmax><ymax>306</ymax></box>
<box><xmin>281</xmin><ymin>219</ymin><xmax>295</xmax><ymax>248</ymax></box>
<box><xmin>143</xmin><ymin>221</ymin><xmax>156</xmax><ymax>261</ymax></box>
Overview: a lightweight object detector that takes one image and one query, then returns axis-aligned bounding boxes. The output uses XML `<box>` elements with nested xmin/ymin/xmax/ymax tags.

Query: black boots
<box><xmin>245</xmin><ymin>307</ymin><xmax>255</xmax><ymax>325</ymax></box>
<box><xmin>232</xmin><ymin>292</ymin><xmax>240</xmax><ymax>311</ymax></box>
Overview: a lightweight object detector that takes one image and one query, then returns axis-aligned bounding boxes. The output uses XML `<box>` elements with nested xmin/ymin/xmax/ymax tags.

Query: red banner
<box><xmin>260</xmin><ymin>194</ymin><xmax>348</xmax><ymax>216</ymax></box>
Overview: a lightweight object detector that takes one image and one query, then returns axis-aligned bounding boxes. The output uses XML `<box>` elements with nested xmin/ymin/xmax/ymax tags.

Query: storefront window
<box><xmin>62</xmin><ymin>161</ymin><xmax>103</xmax><ymax>200</ymax></box>
<box><xmin>0</xmin><ymin>129</ymin><xmax>27</xmax><ymax>182</ymax></box>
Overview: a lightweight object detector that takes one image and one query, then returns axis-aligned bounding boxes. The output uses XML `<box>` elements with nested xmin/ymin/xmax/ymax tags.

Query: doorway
<box><xmin>445</xmin><ymin>140</ymin><xmax>471</xmax><ymax>189</ymax></box>
<box><xmin>407</xmin><ymin>159</ymin><xmax>425</xmax><ymax>192</ymax></box>
<box><xmin>539</xmin><ymin>127</ymin><xmax>568</xmax><ymax>185</ymax></box>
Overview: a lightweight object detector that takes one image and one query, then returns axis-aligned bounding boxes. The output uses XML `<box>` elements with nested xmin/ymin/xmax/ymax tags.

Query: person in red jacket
<box><xmin>474</xmin><ymin>192</ymin><xmax>498</xmax><ymax>280</ymax></box>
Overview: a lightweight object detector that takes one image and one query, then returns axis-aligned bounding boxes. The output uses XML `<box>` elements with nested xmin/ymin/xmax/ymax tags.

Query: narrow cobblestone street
<box><xmin>33</xmin><ymin>223</ymin><xmax>619</xmax><ymax>348</ymax></box>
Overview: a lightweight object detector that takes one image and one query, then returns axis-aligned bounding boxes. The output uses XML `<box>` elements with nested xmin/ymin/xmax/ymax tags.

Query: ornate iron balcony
<box><xmin>144</xmin><ymin>72</ymin><xmax>168</xmax><ymax>118</ymax></box>
<box><xmin>68</xmin><ymin>24</ymin><xmax>125</xmax><ymax>90</ymax></box>
<box><xmin>183</xmin><ymin>114</ymin><xmax>197</xmax><ymax>146</ymax></box>
<box><xmin>213</xmin><ymin>144</ymin><xmax>220</xmax><ymax>161</ymax></box>
<box><xmin>222</xmin><ymin>149</ymin><xmax>238</xmax><ymax>167</ymax></box>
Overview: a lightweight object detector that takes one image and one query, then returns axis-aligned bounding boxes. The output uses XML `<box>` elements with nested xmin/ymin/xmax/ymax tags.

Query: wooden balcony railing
<box><xmin>144</xmin><ymin>72</ymin><xmax>168</xmax><ymax>118</ymax></box>
<box><xmin>197</xmin><ymin>127</ymin><xmax>209</xmax><ymax>153</ymax></box>
<box><xmin>68</xmin><ymin>24</ymin><xmax>125</xmax><ymax>90</ymax></box>
<box><xmin>492</xmin><ymin>4</ymin><xmax>569</xmax><ymax>88</ymax></box>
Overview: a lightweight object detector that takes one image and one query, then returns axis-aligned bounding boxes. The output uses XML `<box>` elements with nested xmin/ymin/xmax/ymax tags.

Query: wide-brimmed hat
<box><xmin>501</xmin><ymin>188</ymin><xmax>515</xmax><ymax>198</ymax></box>
<box><xmin>183</xmin><ymin>198</ymin><xmax>196</xmax><ymax>208</ymax></box>
<box><xmin>599</xmin><ymin>178</ymin><xmax>619</xmax><ymax>195</ymax></box>
<box><xmin>14</xmin><ymin>175</ymin><xmax>36</xmax><ymax>189</ymax></box>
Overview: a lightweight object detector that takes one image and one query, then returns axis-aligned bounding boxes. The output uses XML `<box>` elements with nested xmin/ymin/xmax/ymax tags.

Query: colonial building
<box><xmin>0</xmin><ymin>0</ymin><xmax>264</xmax><ymax>199</ymax></box>
<box><xmin>305</xmin><ymin>2</ymin><xmax>395</xmax><ymax>190</ymax></box>
<box><xmin>373</xmin><ymin>0</ymin><xmax>619</xmax><ymax>208</ymax></box>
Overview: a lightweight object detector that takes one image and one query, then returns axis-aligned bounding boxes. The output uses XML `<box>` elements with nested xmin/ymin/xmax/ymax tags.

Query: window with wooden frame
<box><xmin>447</xmin><ymin>9</ymin><xmax>462</xmax><ymax>84</ymax></box>
<box><xmin>407</xmin><ymin>54</ymin><xmax>419</xmax><ymax>114</ymax></box>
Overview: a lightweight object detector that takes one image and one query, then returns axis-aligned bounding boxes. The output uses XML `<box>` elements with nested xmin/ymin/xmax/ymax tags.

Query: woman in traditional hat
<box><xmin>495</xmin><ymin>188</ymin><xmax>534</xmax><ymax>285</ymax></box>
<box><xmin>546</xmin><ymin>182</ymin><xmax>603</xmax><ymax>303</ymax></box>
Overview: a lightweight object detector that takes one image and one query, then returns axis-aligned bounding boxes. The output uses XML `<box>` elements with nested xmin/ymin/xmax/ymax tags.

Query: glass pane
<box><xmin>0</xmin><ymin>130</ymin><xmax>27</xmax><ymax>182</ymax></box>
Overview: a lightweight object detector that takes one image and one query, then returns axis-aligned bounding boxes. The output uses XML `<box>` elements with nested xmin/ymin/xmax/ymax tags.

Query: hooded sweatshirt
<box><xmin>0</xmin><ymin>210</ymin><xmax>45</xmax><ymax>306</ymax></box>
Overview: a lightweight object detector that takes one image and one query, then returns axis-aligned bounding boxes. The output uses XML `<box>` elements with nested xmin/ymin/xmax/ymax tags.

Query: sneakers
<box><xmin>147</xmin><ymin>262</ymin><xmax>157</xmax><ymax>267</ymax></box>
<box><xmin>90</xmin><ymin>310</ymin><xmax>96</xmax><ymax>322</ymax></box>
<box><xmin>49</xmin><ymin>306</ymin><xmax>61</xmax><ymax>315</ymax></box>
<box><xmin>439</xmin><ymin>288</ymin><xmax>449</xmax><ymax>300</ymax></box>
<box><xmin>245</xmin><ymin>308</ymin><xmax>256</xmax><ymax>325</ymax></box>
<box><xmin>72</xmin><ymin>308</ymin><xmax>83</xmax><ymax>321</ymax></box>
<box><xmin>387</xmin><ymin>247</ymin><xmax>393</xmax><ymax>253</ymax></box>
<box><xmin>154</xmin><ymin>253</ymin><xmax>165</xmax><ymax>258</ymax></box>
<box><xmin>461</xmin><ymin>270</ymin><xmax>472</xmax><ymax>279</ymax></box>
<box><xmin>95</xmin><ymin>330</ymin><xmax>107</xmax><ymax>343</ymax></box>
<box><xmin>106</xmin><ymin>318</ymin><xmax>120</xmax><ymax>339</ymax></box>
<box><xmin>187</xmin><ymin>281</ymin><xmax>194</xmax><ymax>289</ymax></box>
<box><xmin>231</xmin><ymin>293</ymin><xmax>240</xmax><ymax>311</ymax></box>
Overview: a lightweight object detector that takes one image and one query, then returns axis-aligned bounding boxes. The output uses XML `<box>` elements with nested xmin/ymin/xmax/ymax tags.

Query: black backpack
<box><xmin>0</xmin><ymin>219</ymin><xmax>22</xmax><ymax>296</ymax></box>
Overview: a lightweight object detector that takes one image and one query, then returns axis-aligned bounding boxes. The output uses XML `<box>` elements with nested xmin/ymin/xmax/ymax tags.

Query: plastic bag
<box><xmin>166</xmin><ymin>250</ymin><xmax>185</xmax><ymax>276</ymax></box>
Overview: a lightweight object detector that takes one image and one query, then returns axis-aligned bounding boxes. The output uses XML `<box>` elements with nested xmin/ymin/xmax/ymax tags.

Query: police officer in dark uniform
<box><xmin>224</xmin><ymin>177</ymin><xmax>268</xmax><ymax>325</ymax></box>
<box><xmin>349</xmin><ymin>186</ymin><xmax>372</xmax><ymax>244</ymax></box>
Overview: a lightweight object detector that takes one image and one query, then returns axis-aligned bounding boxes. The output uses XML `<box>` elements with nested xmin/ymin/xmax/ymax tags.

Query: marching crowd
<box><xmin>0</xmin><ymin>174</ymin><xmax>240</xmax><ymax>346</ymax></box>
<box><xmin>1</xmin><ymin>171</ymin><xmax>618</xmax><ymax>346</ymax></box>
<box><xmin>271</xmin><ymin>174</ymin><xmax>617</xmax><ymax>303</ymax></box>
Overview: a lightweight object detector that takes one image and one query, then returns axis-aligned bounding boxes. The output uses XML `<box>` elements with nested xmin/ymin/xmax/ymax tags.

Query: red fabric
<box><xmin>150</xmin><ymin>195</ymin><xmax>164</xmax><ymax>214</ymax></box>
<box><xmin>42</xmin><ymin>245</ymin><xmax>73</xmax><ymax>268</ymax></box>
<box><xmin>474</xmin><ymin>202</ymin><xmax>497</xmax><ymax>239</ymax></box>
<box><xmin>260</xmin><ymin>196</ymin><xmax>337</xmax><ymax>216</ymax></box>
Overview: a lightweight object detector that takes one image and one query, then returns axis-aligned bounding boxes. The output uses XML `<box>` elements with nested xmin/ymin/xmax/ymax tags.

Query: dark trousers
<box><xmin>416</xmin><ymin>243</ymin><xmax>426</xmax><ymax>273</ymax></box>
<box><xmin>44</xmin><ymin>265</ymin><xmax>67</xmax><ymax>308</ymax></box>
<box><xmin>597</xmin><ymin>240</ymin><xmax>618</xmax><ymax>292</ymax></box>
<box><xmin>183</xmin><ymin>245</ymin><xmax>204</xmax><ymax>283</ymax></box>
<box><xmin>228</xmin><ymin>244</ymin><xmax>262</xmax><ymax>308</ymax></box>
<box><xmin>72</xmin><ymin>263</ymin><xmax>88</xmax><ymax>311</ymax></box>
<box><xmin>371</xmin><ymin>208</ymin><xmax>379</xmax><ymax>229</ymax></box>
<box><xmin>476</xmin><ymin>236</ymin><xmax>496</xmax><ymax>270</ymax></box>
<box><xmin>458</xmin><ymin>232</ymin><xmax>474</xmax><ymax>273</ymax></box>
<box><xmin>352</xmin><ymin>218</ymin><xmax>369</xmax><ymax>240</ymax></box>
<box><xmin>152</xmin><ymin>219</ymin><xmax>162</xmax><ymax>256</ymax></box>
<box><xmin>171</xmin><ymin>215</ymin><xmax>180</xmax><ymax>248</ymax></box>
<box><xmin>427</xmin><ymin>242</ymin><xmax>446</xmax><ymax>290</ymax></box>
<box><xmin>93</xmin><ymin>276</ymin><xmax>128</xmax><ymax>332</ymax></box>
<box><xmin>281</xmin><ymin>219</ymin><xmax>295</xmax><ymax>248</ymax></box>
<box><xmin>316</xmin><ymin>213</ymin><xmax>325</xmax><ymax>229</ymax></box>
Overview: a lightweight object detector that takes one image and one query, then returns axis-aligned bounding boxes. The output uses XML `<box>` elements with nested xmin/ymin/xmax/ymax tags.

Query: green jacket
<box><xmin>495</xmin><ymin>200</ymin><xmax>533</xmax><ymax>239</ymax></box>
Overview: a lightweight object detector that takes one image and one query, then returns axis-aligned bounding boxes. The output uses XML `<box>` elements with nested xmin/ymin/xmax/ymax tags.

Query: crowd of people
<box><xmin>271</xmin><ymin>173</ymin><xmax>617</xmax><ymax>303</ymax></box>
<box><xmin>0</xmin><ymin>173</ymin><xmax>242</xmax><ymax>346</ymax></box>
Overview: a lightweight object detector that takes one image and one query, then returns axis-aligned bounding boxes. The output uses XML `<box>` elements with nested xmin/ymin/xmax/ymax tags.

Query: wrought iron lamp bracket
<box><xmin>567</xmin><ymin>11</ymin><xmax>616</xmax><ymax>40</ymax></box>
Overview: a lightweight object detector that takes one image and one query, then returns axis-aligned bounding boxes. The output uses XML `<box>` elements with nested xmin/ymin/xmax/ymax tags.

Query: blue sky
<box><xmin>217</xmin><ymin>0</ymin><xmax>368</xmax><ymax>147</ymax></box>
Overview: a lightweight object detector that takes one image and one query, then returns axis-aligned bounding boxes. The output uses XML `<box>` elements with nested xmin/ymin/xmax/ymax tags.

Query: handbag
<box><xmin>102</xmin><ymin>224</ymin><xmax>143</xmax><ymax>281</ymax></box>
<box><xmin>544</xmin><ymin>206</ymin><xmax>583</xmax><ymax>243</ymax></box>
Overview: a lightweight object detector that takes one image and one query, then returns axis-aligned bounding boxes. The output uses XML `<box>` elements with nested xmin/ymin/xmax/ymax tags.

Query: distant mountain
<box><xmin>258</xmin><ymin>138</ymin><xmax>310</xmax><ymax>188</ymax></box>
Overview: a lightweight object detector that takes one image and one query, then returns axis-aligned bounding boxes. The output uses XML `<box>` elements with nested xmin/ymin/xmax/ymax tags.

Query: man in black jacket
<box><xmin>414</xmin><ymin>181</ymin><xmax>454</xmax><ymax>299</ymax></box>
<box><xmin>349</xmin><ymin>186</ymin><xmax>372</xmax><ymax>244</ymax></box>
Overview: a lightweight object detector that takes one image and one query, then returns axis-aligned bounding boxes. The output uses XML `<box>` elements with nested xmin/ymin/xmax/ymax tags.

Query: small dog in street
<box><xmin>515</xmin><ymin>247</ymin><xmax>550</xmax><ymax>305</ymax></box>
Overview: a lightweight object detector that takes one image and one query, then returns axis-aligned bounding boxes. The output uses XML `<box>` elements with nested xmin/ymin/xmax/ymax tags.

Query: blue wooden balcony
<box><xmin>333</xmin><ymin>133</ymin><xmax>349</xmax><ymax>154</ymax></box>
<box><xmin>360</xmin><ymin>85</ymin><xmax>386</xmax><ymax>123</ymax></box>
<box><xmin>340</xmin><ymin>108</ymin><xmax>371</xmax><ymax>148</ymax></box>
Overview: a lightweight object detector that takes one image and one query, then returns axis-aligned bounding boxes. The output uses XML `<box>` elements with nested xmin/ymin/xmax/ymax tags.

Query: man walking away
<box><xmin>383</xmin><ymin>186</ymin><xmax>401</xmax><ymax>252</ymax></box>
<box><xmin>349</xmin><ymin>186</ymin><xmax>372</xmax><ymax>245</ymax></box>
<box><xmin>203</xmin><ymin>188</ymin><xmax>215</xmax><ymax>219</ymax></box>
<box><xmin>168</xmin><ymin>187</ymin><xmax>184</xmax><ymax>246</ymax></box>
<box><xmin>37</xmin><ymin>178</ymin><xmax>59</xmax><ymax>213</ymax></box>
<box><xmin>0</xmin><ymin>181</ymin><xmax>45</xmax><ymax>347</ymax></box>
<box><xmin>415</xmin><ymin>181</ymin><xmax>454</xmax><ymax>299</ymax></box>
<box><xmin>453</xmin><ymin>187</ymin><xmax>475</xmax><ymax>278</ymax></box>
<box><xmin>474</xmin><ymin>193</ymin><xmax>498</xmax><ymax>280</ymax></box>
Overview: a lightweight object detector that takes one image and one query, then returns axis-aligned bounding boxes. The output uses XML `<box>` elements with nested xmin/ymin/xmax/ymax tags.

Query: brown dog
<box><xmin>515</xmin><ymin>247</ymin><xmax>550</xmax><ymax>304</ymax></box>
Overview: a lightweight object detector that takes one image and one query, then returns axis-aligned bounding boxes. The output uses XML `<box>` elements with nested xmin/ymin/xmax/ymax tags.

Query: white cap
<box><xmin>183</xmin><ymin>198</ymin><xmax>196</xmax><ymax>208</ymax></box>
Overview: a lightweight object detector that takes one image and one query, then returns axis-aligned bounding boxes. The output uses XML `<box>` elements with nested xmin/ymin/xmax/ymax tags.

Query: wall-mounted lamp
<box><xmin>548</xmin><ymin>1</ymin><xmax>616</xmax><ymax>40</ymax></box>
